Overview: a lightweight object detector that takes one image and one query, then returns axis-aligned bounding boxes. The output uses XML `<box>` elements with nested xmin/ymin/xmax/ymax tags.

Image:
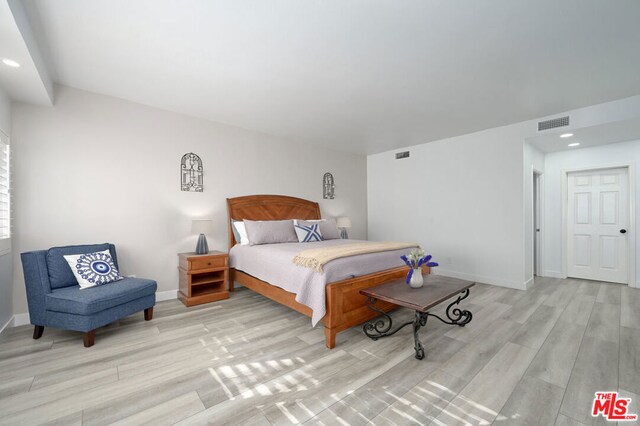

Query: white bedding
<box><xmin>230</xmin><ymin>239</ymin><xmax>414</xmax><ymax>326</ymax></box>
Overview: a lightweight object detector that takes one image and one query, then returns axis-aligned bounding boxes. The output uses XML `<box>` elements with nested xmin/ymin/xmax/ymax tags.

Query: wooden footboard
<box><xmin>230</xmin><ymin>265</ymin><xmax>428</xmax><ymax>348</ymax></box>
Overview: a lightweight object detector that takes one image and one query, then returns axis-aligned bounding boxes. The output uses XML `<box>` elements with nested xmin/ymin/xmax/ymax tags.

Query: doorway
<box><xmin>565</xmin><ymin>167</ymin><xmax>631</xmax><ymax>284</ymax></box>
<box><xmin>533</xmin><ymin>171</ymin><xmax>543</xmax><ymax>276</ymax></box>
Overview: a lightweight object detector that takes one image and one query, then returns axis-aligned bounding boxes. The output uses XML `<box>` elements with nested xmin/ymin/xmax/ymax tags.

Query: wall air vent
<box><xmin>395</xmin><ymin>151</ymin><xmax>410</xmax><ymax>159</ymax></box>
<box><xmin>538</xmin><ymin>116</ymin><xmax>570</xmax><ymax>131</ymax></box>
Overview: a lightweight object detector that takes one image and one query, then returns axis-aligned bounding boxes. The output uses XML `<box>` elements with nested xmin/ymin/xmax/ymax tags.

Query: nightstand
<box><xmin>178</xmin><ymin>251</ymin><xmax>229</xmax><ymax>307</ymax></box>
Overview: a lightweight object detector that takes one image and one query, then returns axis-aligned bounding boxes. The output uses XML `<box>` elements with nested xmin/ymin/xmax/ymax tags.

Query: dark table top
<box><xmin>360</xmin><ymin>274</ymin><xmax>475</xmax><ymax>312</ymax></box>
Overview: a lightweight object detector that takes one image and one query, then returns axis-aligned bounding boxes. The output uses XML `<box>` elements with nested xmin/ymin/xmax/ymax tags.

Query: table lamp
<box><xmin>336</xmin><ymin>217</ymin><xmax>351</xmax><ymax>239</ymax></box>
<box><xmin>191</xmin><ymin>219</ymin><xmax>213</xmax><ymax>254</ymax></box>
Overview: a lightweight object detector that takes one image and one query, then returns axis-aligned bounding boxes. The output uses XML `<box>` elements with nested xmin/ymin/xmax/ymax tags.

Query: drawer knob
<box><xmin>207</xmin><ymin>262</ymin><xmax>212</xmax><ymax>266</ymax></box>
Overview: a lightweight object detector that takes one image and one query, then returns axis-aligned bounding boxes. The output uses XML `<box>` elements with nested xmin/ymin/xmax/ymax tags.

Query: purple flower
<box><xmin>405</xmin><ymin>267</ymin><xmax>413</xmax><ymax>284</ymax></box>
<box><xmin>401</xmin><ymin>250</ymin><xmax>439</xmax><ymax>284</ymax></box>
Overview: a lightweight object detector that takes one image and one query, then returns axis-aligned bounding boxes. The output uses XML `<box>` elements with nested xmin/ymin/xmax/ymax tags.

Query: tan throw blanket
<box><xmin>293</xmin><ymin>241</ymin><xmax>419</xmax><ymax>272</ymax></box>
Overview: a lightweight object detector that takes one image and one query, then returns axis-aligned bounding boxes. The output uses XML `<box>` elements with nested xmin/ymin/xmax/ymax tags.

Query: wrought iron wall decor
<box><xmin>181</xmin><ymin>153</ymin><xmax>203</xmax><ymax>192</ymax></box>
<box><xmin>323</xmin><ymin>172</ymin><xmax>335</xmax><ymax>199</ymax></box>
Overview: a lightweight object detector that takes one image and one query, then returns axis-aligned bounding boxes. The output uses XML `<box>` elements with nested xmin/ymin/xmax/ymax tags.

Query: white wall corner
<box><xmin>0</xmin><ymin>316</ymin><xmax>14</xmax><ymax>335</ymax></box>
<box><xmin>524</xmin><ymin>277</ymin><xmax>535</xmax><ymax>290</ymax></box>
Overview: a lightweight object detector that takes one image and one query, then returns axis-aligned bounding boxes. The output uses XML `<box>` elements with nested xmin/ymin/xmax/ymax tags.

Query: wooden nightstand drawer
<box><xmin>190</xmin><ymin>256</ymin><xmax>227</xmax><ymax>270</ymax></box>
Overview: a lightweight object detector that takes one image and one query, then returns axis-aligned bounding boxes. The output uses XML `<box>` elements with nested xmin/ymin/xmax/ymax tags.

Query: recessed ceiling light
<box><xmin>560</xmin><ymin>133</ymin><xmax>574</xmax><ymax>138</ymax></box>
<box><xmin>1</xmin><ymin>58</ymin><xmax>20</xmax><ymax>68</ymax></box>
<box><xmin>568</xmin><ymin>142</ymin><xmax>580</xmax><ymax>147</ymax></box>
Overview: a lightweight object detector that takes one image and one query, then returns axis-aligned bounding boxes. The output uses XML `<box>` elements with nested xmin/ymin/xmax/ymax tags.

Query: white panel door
<box><xmin>567</xmin><ymin>168</ymin><xmax>629</xmax><ymax>284</ymax></box>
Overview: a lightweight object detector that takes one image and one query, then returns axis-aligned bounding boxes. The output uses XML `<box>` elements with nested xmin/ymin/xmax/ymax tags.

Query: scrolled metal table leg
<box><xmin>413</xmin><ymin>311</ymin><xmax>429</xmax><ymax>360</ymax></box>
<box><xmin>363</xmin><ymin>297</ymin><xmax>413</xmax><ymax>340</ymax></box>
<box><xmin>426</xmin><ymin>288</ymin><xmax>473</xmax><ymax>326</ymax></box>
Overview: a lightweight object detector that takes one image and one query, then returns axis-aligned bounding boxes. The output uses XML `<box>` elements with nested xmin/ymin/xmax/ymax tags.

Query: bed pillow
<box><xmin>295</xmin><ymin>219</ymin><xmax>341</xmax><ymax>240</ymax></box>
<box><xmin>318</xmin><ymin>218</ymin><xmax>341</xmax><ymax>240</ymax></box>
<box><xmin>243</xmin><ymin>219</ymin><xmax>298</xmax><ymax>245</ymax></box>
<box><xmin>63</xmin><ymin>250</ymin><xmax>124</xmax><ymax>289</ymax></box>
<box><xmin>294</xmin><ymin>220</ymin><xmax>324</xmax><ymax>242</ymax></box>
<box><xmin>232</xmin><ymin>220</ymin><xmax>250</xmax><ymax>245</ymax></box>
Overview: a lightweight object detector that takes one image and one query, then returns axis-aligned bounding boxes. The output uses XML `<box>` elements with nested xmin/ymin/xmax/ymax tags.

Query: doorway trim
<box><xmin>533</xmin><ymin>168</ymin><xmax>544</xmax><ymax>277</ymax></box>
<box><xmin>561</xmin><ymin>163</ymin><xmax>636</xmax><ymax>287</ymax></box>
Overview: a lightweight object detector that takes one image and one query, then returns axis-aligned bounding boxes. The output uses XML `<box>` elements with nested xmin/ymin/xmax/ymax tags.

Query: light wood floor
<box><xmin>0</xmin><ymin>277</ymin><xmax>638</xmax><ymax>425</ymax></box>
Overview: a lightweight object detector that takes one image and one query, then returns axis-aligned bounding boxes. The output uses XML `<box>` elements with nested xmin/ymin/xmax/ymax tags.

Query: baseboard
<box><xmin>524</xmin><ymin>277</ymin><xmax>535</xmax><ymax>290</ymax></box>
<box><xmin>156</xmin><ymin>290</ymin><xmax>178</xmax><ymax>302</ymax></box>
<box><xmin>543</xmin><ymin>270</ymin><xmax>565</xmax><ymax>279</ymax></box>
<box><xmin>9</xmin><ymin>290</ymin><xmax>179</xmax><ymax>329</ymax></box>
<box><xmin>0</xmin><ymin>316</ymin><xmax>13</xmax><ymax>335</ymax></box>
<box><xmin>13</xmin><ymin>312</ymin><xmax>30</xmax><ymax>327</ymax></box>
<box><xmin>434</xmin><ymin>268</ymin><xmax>527</xmax><ymax>290</ymax></box>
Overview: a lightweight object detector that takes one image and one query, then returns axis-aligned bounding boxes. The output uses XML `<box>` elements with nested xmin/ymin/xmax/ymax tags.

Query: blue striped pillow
<box><xmin>294</xmin><ymin>222</ymin><xmax>324</xmax><ymax>242</ymax></box>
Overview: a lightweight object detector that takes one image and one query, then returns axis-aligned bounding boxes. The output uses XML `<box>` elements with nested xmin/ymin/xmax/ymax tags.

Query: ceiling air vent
<box><xmin>395</xmin><ymin>151</ymin><xmax>410</xmax><ymax>159</ymax></box>
<box><xmin>538</xmin><ymin>116</ymin><xmax>570</xmax><ymax>131</ymax></box>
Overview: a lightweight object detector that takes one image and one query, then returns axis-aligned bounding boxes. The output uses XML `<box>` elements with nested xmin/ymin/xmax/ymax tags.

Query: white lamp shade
<box><xmin>191</xmin><ymin>219</ymin><xmax>213</xmax><ymax>235</ymax></box>
<box><xmin>336</xmin><ymin>217</ymin><xmax>351</xmax><ymax>228</ymax></box>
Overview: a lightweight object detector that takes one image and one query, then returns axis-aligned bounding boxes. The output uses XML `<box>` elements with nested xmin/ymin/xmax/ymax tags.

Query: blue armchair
<box><xmin>21</xmin><ymin>243</ymin><xmax>157</xmax><ymax>347</ymax></box>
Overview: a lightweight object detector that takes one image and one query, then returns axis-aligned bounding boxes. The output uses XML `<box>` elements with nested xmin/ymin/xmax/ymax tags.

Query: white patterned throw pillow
<box><xmin>63</xmin><ymin>250</ymin><xmax>124</xmax><ymax>289</ymax></box>
<box><xmin>294</xmin><ymin>221</ymin><xmax>324</xmax><ymax>242</ymax></box>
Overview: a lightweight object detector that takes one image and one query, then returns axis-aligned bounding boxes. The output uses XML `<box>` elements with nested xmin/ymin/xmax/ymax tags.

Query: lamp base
<box><xmin>195</xmin><ymin>234</ymin><xmax>209</xmax><ymax>254</ymax></box>
<box><xmin>340</xmin><ymin>228</ymin><xmax>349</xmax><ymax>239</ymax></box>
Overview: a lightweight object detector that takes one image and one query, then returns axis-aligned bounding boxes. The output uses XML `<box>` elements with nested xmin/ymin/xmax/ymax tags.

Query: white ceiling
<box><xmin>15</xmin><ymin>0</ymin><xmax>640</xmax><ymax>154</ymax></box>
<box><xmin>527</xmin><ymin>118</ymin><xmax>640</xmax><ymax>153</ymax></box>
<box><xmin>0</xmin><ymin>0</ymin><xmax>52</xmax><ymax>105</ymax></box>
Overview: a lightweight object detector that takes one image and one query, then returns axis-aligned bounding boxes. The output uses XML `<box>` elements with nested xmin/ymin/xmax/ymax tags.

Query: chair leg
<box><xmin>144</xmin><ymin>307</ymin><xmax>154</xmax><ymax>321</ymax></box>
<box><xmin>33</xmin><ymin>325</ymin><xmax>44</xmax><ymax>340</ymax></box>
<box><xmin>83</xmin><ymin>330</ymin><xmax>96</xmax><ymax>348</ymax></box>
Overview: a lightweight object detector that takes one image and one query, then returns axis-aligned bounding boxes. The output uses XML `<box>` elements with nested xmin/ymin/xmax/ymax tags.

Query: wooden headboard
<box><xmin>227</xmin><ymin>194</ymin><xmax>321</xmax><ymax>249</ymax></box>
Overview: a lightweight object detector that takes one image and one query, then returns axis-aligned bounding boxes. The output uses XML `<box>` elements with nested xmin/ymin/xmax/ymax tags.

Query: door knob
<box><xmin>620</xmin><ymin>229</ymin><xmax>627</xmax><ymax>234</ymax></box>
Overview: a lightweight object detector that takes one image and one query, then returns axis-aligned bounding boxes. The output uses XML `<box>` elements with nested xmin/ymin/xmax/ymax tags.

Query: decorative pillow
<box><xmin>294</xmin><ymin>221</ymin><xmax>324</xmax><ymax>242</ymax></box>
<box><xmin>232</xmin><ymin>220</ymin><xmax>250</xmax><ymax>245</ymax></box>
<box><xmin>47</xmin><ymin>243</ymin><xmax>114</xmax><ymax>289</ymax></box>
<box><xmin>243</xmin><ymin>220</ymin><xmax>298</xmax><ymax>245</ymax></box>
<box><xmin>63</xmin><ymin>250</ymin><xmax>124</xmax><ymax>289</ymax></box>
<box><xmin>294</xmin><ymin>219</ymin><xmax>341</xmax><ymax>240</ymax></box>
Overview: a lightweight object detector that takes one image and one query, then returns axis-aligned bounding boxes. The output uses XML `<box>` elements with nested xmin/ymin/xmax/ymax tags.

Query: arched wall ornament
<box><xmin>323</xmin><ymin>172</ymin><xmax>335</xmax><ymax>199</ymax></box>
<box><xmin>181</xmin><ymin>153</ymin><xmax>203</xmax><ymax>192</ymax></box>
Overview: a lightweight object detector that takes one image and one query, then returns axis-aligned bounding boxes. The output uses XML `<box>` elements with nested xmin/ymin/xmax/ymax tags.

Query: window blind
<box><xmin>0</xmin><ymin>140</ymin><xmax>9</xmax><ymax>241</ymax></box>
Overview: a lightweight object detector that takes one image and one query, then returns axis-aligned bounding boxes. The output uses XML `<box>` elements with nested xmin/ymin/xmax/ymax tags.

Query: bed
<box><xmin>227</xmin><ymin>194</ymin><xmax>429</xmax><ymax>348</ymax></box>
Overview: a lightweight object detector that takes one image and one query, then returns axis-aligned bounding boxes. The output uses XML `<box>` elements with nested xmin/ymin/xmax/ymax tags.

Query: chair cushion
<box><xmin>45</xmin><ymin>277</ymin><xmax>157</xmax><ymax>315</ymax></box>
<box><xmin>47</xmin><ymin>244</ymin><xmax>116</xmax><ymax>289</ymax></box>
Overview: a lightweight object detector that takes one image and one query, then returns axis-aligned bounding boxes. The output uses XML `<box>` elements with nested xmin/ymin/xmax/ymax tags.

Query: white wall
<box><xmin>368</xmin><ymin>123</ymin><xmax>529</xmax><ymax>290</ymax></box>
<box><xmin>0</xmin><ymin>86</ymin><xmax>12</xmax><ymax>331</ymax></box>
<box><xmin>11</xmin><ymin>86</ymin><xmax>368</xmax><ymax>316</ymax></box>
<box><xmin>523</xmin><ymin>142</ymin><xmax>545</xmax><ymax>286</ymax></box>
<box><xmin>368</xmin><ymin>95</ymin><xmax>640</xmax><ymax>292</ymax></box>
<box><xmin>543</xmin><ymin>139</ymin><xmax>640</xmax><ymax>286</ymax></box>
